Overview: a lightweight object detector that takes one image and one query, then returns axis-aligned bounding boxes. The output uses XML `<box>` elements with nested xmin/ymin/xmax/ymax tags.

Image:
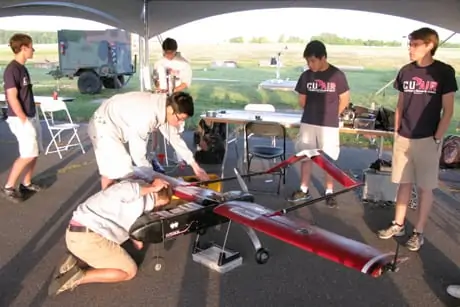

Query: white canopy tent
<box><xmin>1</xmin><ymin>0</ymin><xmax>459</xmax><ymax>90</ymax></box>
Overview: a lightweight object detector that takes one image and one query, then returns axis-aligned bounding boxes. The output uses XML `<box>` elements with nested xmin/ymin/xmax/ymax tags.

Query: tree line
<box><xmin>228</xmin><ymin>32</ymin><xmax>460</xmax><ymax>48</ymax></box>
<box><xmin>0</xmin><ymin>30</ymin><xmax>58</xmax><ymax>44</ymax></box>
<box><xmin>1</xmin><ymin>29</ymin><xmax>460</xmax><ymax>48</ymax></box>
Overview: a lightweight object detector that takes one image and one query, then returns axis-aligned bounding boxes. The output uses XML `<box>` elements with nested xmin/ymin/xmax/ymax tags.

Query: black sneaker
<box><xmin>19</xmin><ymin>183</ymin><xmax>43</xmax><ymax>193</ymax></box>
<box><xmin>288</xmin><ymin>189</ymin><xmax>312</xmax><ymax>202</ymax></box>
<box><xmin>325</xmin><ymin>195</ymin><xmax>338</xmax><ymax>208</ymax></box>
<box><xmin>1</xmin><ymin>186</ymin><xmax>24</xmax><ymax>203</ymax></box>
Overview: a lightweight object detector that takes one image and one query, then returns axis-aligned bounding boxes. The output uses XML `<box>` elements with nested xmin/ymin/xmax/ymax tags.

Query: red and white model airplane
<box><xmin>130</xmin><ymin>149</ymin><xmax>406</xmax><ymax>276</ymax></box>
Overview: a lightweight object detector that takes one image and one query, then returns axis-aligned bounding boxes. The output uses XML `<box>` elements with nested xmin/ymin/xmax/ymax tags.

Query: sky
<box><xmin>0</xmin><ymin>8</ymin><xmax>458</xmax><ymax>44</ymax></box>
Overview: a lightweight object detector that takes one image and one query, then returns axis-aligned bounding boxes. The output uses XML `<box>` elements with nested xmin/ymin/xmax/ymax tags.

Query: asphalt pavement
<box><xmin>1</xmin><ymin>120</ymin><xmax>460</xmax><ymax>307</ymax></box>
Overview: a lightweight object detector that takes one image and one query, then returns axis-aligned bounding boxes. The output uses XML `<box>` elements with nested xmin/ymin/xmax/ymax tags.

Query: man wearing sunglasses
<box><xmin>87</xmin><ymin>91</ymin><xmax>209</xmax><ymax>190</ymax></box>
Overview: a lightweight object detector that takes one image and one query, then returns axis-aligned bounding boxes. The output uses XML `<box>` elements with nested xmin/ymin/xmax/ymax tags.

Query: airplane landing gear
<box><xmin>255</xmin><ymin>248</ymin><xmax>270</xmax><ymax>264</ymax></box>
<box><xmin>152</xmin><ymin>256</ymin><xmax>165</xmax><ymax>271</ymax></box>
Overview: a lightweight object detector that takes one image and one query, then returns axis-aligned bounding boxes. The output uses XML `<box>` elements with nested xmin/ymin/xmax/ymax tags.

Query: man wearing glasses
<box><xmin>1</xmin><ymin>33</ymin><xmax>44</xmax><ymax>203</ymax></box>
<box><xmin>377</xmin><ymin>27</ymin><xmax>458</xmax><ymax>251</ymax></box>
<box><xmin>87</xmin><ymin>91</ymin><xmax>209</xmax><ymax>190</ymax></box>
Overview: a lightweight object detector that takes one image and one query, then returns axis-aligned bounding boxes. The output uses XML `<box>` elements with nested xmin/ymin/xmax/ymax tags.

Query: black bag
<box><xmin>193</xmin><ymin>119</ymin><xmax>226</xmax><ymax>165</ymax></box>
<box><xmin>369</xmin><ymin>158</ymin><xmax>392</xmax><ymax>172</ymax></box>
<box><xmin>375</xmin><ymin>107</ymin><xmax>395</xmax><ymax>131</ymax></box>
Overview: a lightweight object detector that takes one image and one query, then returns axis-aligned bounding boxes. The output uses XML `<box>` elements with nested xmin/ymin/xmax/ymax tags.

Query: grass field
<box><xmin>2</xmin><ymin>42</ymin><xmax>460</xmax><ymax>148</ymax></box>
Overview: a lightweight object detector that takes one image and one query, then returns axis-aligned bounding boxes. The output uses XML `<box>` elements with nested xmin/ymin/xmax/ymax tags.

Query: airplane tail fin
<box><xmin>266</xmin><ymin>149</ymin><xmax>360</xmax><ymax>188</ymax></box>
<box><xmin>191</xmin><ymin>149</ymin><xmax>360</xmax><ymax>189</ymax></box>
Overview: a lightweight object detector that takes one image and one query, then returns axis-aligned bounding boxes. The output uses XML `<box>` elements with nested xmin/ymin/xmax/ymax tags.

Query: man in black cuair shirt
<box><xmin>377</xmin><ymin>28</ymin><xmax>458</xmax><ymax>252</ymax></box>
<box><xmin>289</xmin><ymin>40</ymin><xmax>350</xmax><ymax>208</ymax></box>
<box><xmin>1</xmin><ymin>33</ymin><xmax>43</xmax><ymax>203</ymax></box>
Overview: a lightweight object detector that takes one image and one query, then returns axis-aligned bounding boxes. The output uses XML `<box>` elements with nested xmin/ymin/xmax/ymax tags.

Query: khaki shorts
<box><xmin>87</xmin><ymin>117</ymin><xmax>134</xmax><ymax>179</ymax></box>
<box><xmin>65</xmin><ymin>229</ymin><xmax>137</xmax><ymax>276</ymax></box>
<box><xmin>391</xmin><ymin>135</ymin><xmax>441</xmax><ymax>190</ymax></box>
<box><xmin>295</xmin><ymin>123</ymin><xmax>340</xmax><ymax>160</ymax></box>
<box><xmin>7</xmin><ymin>116</ymin><xmax>43</xmax><ymax>158</ymax></box>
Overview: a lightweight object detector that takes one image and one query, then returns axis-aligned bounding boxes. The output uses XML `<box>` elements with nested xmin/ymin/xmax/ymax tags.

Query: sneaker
<box><xmin>54</xmin><ymin>253</ymin><xmax>78</xmax><ymax>278</ymax></box>
<box><xmin>377</xmin><ymin>221</ymin><xmax>405</xmax><ymax>239</ymax></box>
<box><xmin>19</xmin><ymin>183</ymin><xmax>43</xmax><ymax>193</ymax></box>
<box><xmin>48</xmin><ymin>265</ymin><xmax>85</xmax><ymax>297</ymax></box>
<box><xmin>325</xmin><ymin>195</ymin><xmax>338</xmax><ymax>208</ymax></box>
<box><xmin>405</xmin><ymin>231</ymin><xmax>424</xmax><ymax>251</ymax></box>
<box><xmin>0</xmin><ymin>186</ymin><xmax>24</xmax><ymax>203</ymax></box>
<box><xmin>447</xmin><ymin>285</ymin><xmax>460</xmax><ymax>299</ymax></box>
<box><xmin>288</xmin><ymin>189</ymin><xmax>312</xmax><ymax>202</ymax></box>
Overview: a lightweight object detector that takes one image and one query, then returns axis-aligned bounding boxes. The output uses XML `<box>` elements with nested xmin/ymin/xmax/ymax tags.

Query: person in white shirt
<box><xmin>152</xmin><ymin>38</ymin><xmax>193</xmax><ymax>161</ymax></box>
<box><xmin>87</xmin><ymin>91</ymin><xmax>209</xmax><ymax>190</ymax></box>
<box><xmin>47</xmin><ymin>176</ymin><xmax>172</xmax><ymax>296</ymax></box>
<box><xmin>153</xmin><ymin>37</ymin><xmax>192</xmax><ymax>94</ymax></box>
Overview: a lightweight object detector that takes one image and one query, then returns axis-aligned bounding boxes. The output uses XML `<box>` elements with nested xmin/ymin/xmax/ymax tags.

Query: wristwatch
<box><xmin>433</xmin><ymin>137</ymin><xmax>441</xmax><ymax>144</ymax></box>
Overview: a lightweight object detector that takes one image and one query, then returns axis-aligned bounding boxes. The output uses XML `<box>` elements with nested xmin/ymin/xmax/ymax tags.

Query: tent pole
<box><xmin>141</xmin><ymin>0</ymin><xmax>151</xmax><ymax>91</ymax></box>
<box><xmin>440</xmin><ymin>32</ymin><xmax>457</xmax><ymax>45</ymax></box>
<box><xmin>373</xmin><ymin>31</ymin><xmax>457</xmax><ymax>98</ymax></box>
<box><xmin>139</xmin><ymin>34</ymin><xmax>145</xmax><ymax>91</ymax></box>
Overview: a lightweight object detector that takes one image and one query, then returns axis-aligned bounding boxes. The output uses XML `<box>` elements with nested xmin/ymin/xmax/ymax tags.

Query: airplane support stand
<box><xmin>191</xmin><ymin>220</ymin><xmax>270</xmax><ymax>273</ymax></box>
<box><xmin>192</xmin><ymin>221</ymin><xmax>243</xmax><ymax>273</ymax></box>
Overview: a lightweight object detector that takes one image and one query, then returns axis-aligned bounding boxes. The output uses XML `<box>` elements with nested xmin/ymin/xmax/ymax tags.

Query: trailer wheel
<box><xmin>78</xmin><ymin>71</ymin><xmax>102</xmax><ymax>94</ymax></box>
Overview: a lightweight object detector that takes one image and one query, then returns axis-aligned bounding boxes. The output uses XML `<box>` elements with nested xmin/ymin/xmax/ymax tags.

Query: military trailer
<box><xmin>51</xmin><ymin>29</ymin><xmax>136</xmax><ymax>94</ymax></box>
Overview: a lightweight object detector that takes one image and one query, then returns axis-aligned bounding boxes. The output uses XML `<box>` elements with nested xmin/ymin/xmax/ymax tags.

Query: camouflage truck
<box><xmin>50</xmin><ymin>29</ymin><xmax>136</xmax><ymax>94</ymax></box>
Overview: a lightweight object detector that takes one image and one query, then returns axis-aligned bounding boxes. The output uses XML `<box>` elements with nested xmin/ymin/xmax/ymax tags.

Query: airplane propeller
<box><xmin>233</xmin><ymin>168</ymin><xmax>249</xmax><ymax>194</ymax></box>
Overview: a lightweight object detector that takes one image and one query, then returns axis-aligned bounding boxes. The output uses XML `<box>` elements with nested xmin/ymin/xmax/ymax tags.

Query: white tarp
<box><xmin>0</xmin><ymin>1</ymin><xmax>458</xmax><ymax>37</ymax></box>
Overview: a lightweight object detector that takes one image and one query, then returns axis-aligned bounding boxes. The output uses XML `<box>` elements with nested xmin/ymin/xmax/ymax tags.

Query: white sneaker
<box><xmin>447</xmin><ymin>285</ymin><xmax>460</xmax><ymax>298</ymax></box>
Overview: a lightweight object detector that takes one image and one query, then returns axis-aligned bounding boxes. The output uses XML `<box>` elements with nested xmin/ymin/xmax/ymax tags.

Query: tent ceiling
<box><xmin>0</xmin><ymin>1</ymin><xmax>459</xmax><ymax>37</ymax></box>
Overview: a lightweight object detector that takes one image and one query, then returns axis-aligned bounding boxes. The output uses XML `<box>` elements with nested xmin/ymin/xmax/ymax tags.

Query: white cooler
<box><xmin>362</xmin><ymin>169</ymin><xmax>398</xmax><ymax>203</ymax></box>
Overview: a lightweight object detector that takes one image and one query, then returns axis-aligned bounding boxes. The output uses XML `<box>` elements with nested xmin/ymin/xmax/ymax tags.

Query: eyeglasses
<box><xmin>174</xmin><ymin>113</ymin><xmax>186</xmax><ymax>122</ymax></box>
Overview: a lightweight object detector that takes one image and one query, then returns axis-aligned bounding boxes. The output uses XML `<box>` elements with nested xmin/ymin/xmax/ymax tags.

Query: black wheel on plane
<box><xmin>255</xmin><ymin>248</ymin><xmax>270</xmax><ymax>264</ymax></box>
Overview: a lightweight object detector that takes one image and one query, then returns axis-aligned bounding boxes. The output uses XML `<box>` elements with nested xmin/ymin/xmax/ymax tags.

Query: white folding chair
<box><xmin>243</xmin><ymin>103</ymin><xmax>277</xmax><ymax>145</ymax></box>
<box><xmin>244</xmin><ymin>103</ymin><xmax>276</xmax><ymax>112</ymax></box>
<box><xmin>239</xmin><ymin>104</ymin><xmax>277</xmax><ymax>167</ymax></box>
<box><xmin>39</xmin><ymin>100</ymin><xmax>86</xmax><ymax>159</ymax></box>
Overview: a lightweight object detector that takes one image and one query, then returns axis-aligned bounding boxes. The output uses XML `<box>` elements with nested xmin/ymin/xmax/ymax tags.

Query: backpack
<box><xmin>440</xmin><ymin>135</ymin><xmax>460</xmax><ymax>168</ymax></box>
<box><xmin>193</xmin><ymin>119</ymin><xmax>226</xmax><ymax>165</ymax></box>
<box><xmin>375</xmin><ymin>107</ymin><xmax>395</xmax><ymax>131</ymax></box>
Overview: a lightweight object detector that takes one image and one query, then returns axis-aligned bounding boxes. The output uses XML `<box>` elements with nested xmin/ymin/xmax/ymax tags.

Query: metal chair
<box><xmin>244</xmin><ymin>121</ymin><xmax>286</xmax><ymax>194</ymax></box>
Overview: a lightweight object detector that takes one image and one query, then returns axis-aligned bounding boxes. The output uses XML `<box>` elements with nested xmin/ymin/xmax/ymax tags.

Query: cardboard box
<box><xmin>172</xmin><ymin>174</ymin><xmax>221</xmax><ymax>200</ymax></box>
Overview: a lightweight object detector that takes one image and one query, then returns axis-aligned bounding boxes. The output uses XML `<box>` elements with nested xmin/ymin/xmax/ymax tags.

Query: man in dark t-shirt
<box><xmin>289</xmin><ymin>40</ymin><xmax>350</xmax><ymax>208</ymax></box>
<box><xmin>1</xmin><ymin>33</ymin><xmax>43</xmax><ymax>203</ymax></box>
<box><xmin>378</xmin><ymin>27</ymin><xmax>458</xmax><ymax>252</ymax></box>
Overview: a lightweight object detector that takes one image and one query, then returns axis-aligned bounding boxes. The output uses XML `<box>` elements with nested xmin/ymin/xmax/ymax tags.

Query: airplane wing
<box><xmin>213</xmin><ymin>200</ymin><xmax>394</xmax><ymax>277</ymax></box>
